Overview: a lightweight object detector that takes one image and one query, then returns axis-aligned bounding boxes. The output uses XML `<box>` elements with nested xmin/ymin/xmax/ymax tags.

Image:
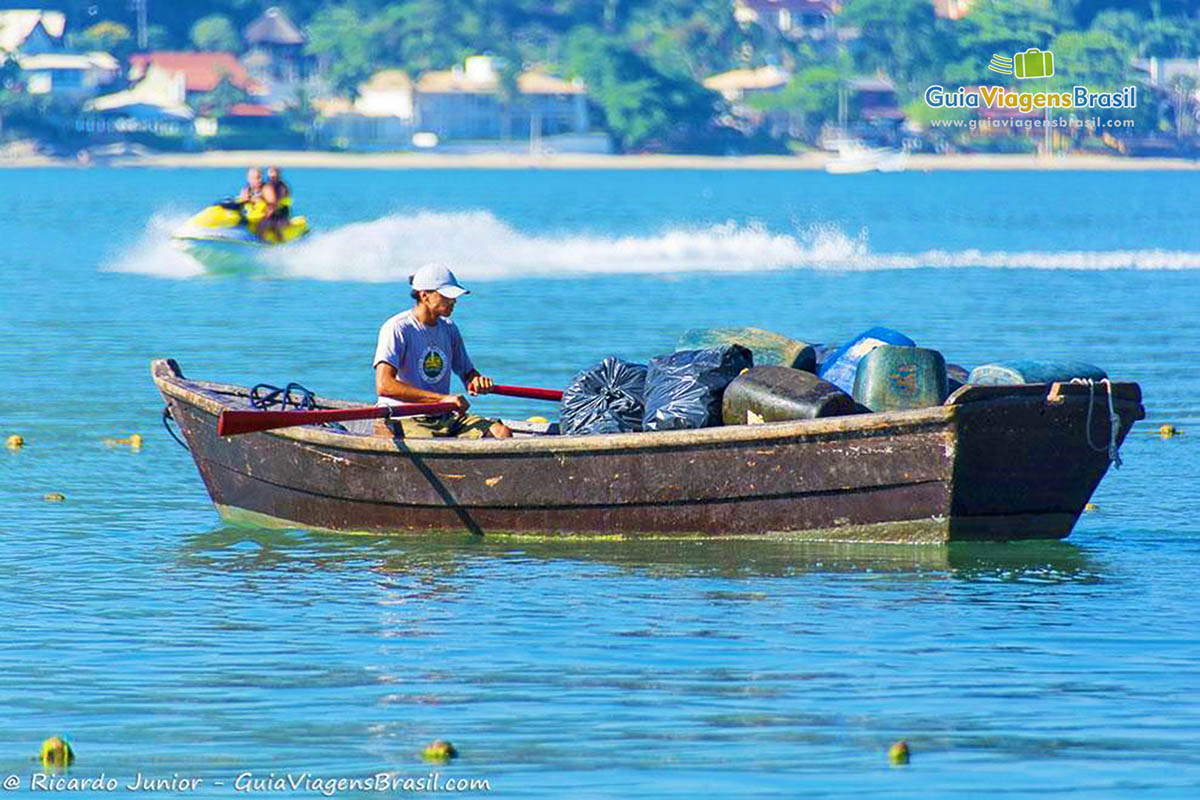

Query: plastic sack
<box><xmin>643</xmin><ymin>345</ymin><xmax>753</xmax><ymax>431</ymax></box>
<box><xmin>559</xmin><ymin>356</ymin><xmax>649</xmax><ymax>435</ymax></box>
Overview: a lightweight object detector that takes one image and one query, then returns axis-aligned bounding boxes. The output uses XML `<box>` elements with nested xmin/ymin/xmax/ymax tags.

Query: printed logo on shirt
<box><xmin>421</xmin><ymin>346</ymin><xmax>447</xmax><ymax>382</ymax></box>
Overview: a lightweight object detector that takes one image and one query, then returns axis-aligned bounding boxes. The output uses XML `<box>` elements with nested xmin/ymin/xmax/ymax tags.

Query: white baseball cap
<box><xmin>410</xmin><ymin>262</ymin><xmax>469</xmax><ymax>298</ymax></box>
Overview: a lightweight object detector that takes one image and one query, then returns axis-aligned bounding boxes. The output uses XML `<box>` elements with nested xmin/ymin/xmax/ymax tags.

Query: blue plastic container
<box><xmin>818</xmin><ymin>327</ymin><xmax>915</xmax><ymax>394</ymax></box>
<box><xmin>968</xmin><ymin>360</ymin><xmax>1107</xmax><ymax>386</ymax></box>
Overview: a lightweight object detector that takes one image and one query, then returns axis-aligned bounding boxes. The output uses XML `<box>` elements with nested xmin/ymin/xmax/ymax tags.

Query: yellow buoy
<box><xmin>43</xmin><ymin>492</ymin><xmax>65</xmax><ymax>502</ymax></box>
<box><xmin>1159</xmin><ymin>424</ymin><xmax>1180</xmax><ymax>438</ymax></box>
<box><xmin>421</xmin><ymin>739</ymin><xmax>458</xmax><ymax>763</ymax></box>
<box><xmin>6</xmin><ymin>434</ymin><xmax>22</xmax><ymax>449</ymax></box>
<box><xmin>103</xmin><ymin>434</ymin><xmax>143</xmax><ymax>449</ymax></box>
<box><xmin>525</xmin><ymin>416</ymin><xmax>548</xmax><ymax>424</ymax></box>
<box><xmin>1084</xmin><ymin>503</ymin><xmax>1099</xmax><ymax>513</ymax></box>
<box><xmin>887</xmin><ymin>740</ymin><xmax>910</xmax><ymax>765</ymax></box>
<box><xmin>40</xmin><ymin>736</ymin><xmax>74</xmax><ymax>768</ymax></box>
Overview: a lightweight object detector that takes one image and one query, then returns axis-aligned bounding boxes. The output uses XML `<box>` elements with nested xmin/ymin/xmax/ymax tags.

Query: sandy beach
<box><xmin>2</xmin><ymin>147</ymin><xmax>1199</xmax><ymax>170</ymax></box>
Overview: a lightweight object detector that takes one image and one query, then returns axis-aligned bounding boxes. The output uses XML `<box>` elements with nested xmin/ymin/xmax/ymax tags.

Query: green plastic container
<box><xmin>968</xmin><ymin>360</ymin><xmax>1107</xmax><ymax>386</ymax></box>
<box><xmin>852</xmin><ymin>346</ymin><xmax>948</xmax><ymax>412</ymax></box>
<box><xmin>722</xmin><ymin>366</ymin><xmax>858</xmax><ymax>425</ymax></box>
<box><xmin>677</xmin><ymin>328</ymin><xmax>816</xmax><ymax>372</ymax></box>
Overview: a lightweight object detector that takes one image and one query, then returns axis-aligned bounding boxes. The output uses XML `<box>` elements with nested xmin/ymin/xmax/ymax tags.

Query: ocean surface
<box><xmin>1</xmin><ymin>167</ymin><xmax>1198</xmax><ymax>797</ymax></box>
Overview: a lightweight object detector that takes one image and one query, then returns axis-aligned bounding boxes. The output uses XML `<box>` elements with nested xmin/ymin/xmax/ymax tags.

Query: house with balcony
<box><xmin>317</xmin><ymin>69</ymin><xmax>415</xmax><ymax>150</ymax></box>
<box><xmin>242</xmin><ymin>6</ymin><xmax>323</xmax><ymax>110</ymax></box>
<box><xmin>17</xmin><ymin>51</ymin><xmax>119</xmax><ymax>101</ymax></box>
<box><xmin>414</xmin><ymin>56</ymin><xmax>589</xmax><ymax>142</ymax></box>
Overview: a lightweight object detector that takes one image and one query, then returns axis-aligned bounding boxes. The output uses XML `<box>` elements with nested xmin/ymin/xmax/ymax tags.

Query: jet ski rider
<box><xmin>260</xmin><ymin>166</ymin><xmax>291</xmax><ymax>242</ymax></box>
<box><xmin>236</xmin><ymin>167</ymin><xmax>264</xmax><ymax>207</ymax></box>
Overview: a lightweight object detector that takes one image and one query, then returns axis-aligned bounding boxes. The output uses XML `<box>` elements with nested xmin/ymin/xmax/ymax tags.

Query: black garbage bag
<box><xmin>559</xmin><ymin>356</ymin><xmax>649</xmax><ymax>435</ymax></box>
<box><xmin>643</xmin><ymin>345</ymin><xmax>753</xmax><ymax>431</ymax></box>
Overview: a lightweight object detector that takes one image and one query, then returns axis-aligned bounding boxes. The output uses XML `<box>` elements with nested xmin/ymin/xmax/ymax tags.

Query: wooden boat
<box><xmin>152</xmin><ymin>359</ymin><xmax>1144</xmax><ymax>543</ymax></box>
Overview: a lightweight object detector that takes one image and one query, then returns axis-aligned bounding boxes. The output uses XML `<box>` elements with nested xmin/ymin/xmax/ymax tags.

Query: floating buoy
<box><xmin>525</xmin><ymin>416</ymin><xmax>548</xmax><ymax>424</ymax></box>
<box><xmin>1159</xmin><ymin>424</ymin><xmax>1180</xmax><ymax>438</ymax></box>
<box><xmin>43</xmin><ymin>492</ymin><xmax>65</xmax><ymax>502</ymax></box>
<box><xmin>421</xmin><ymin>739</ymin><xmax>457</xmax><ymax>763</ymax></box>
<box><xmin>887</xmin><ymin>740</ymin><xmax>910</xmax><ymax>765</ymax></box>
<box><xmin>6</xmin><ymin>434</ymin><xmax>22</xmax><ymax>449</ymax></box>
<box><xmin>1084</xmin><ymin>503</ymin><xmax>1099</xmax><ymax>513</ymax></box>
<box><xmin>103</xmin><ymin>434</ymin><xmax>143</xmax><ymax>449</ymax></box>
<box><xmin>40</xmin><ymin>736</ymin><xmax>74</xmax><ymax>768</ymax></box>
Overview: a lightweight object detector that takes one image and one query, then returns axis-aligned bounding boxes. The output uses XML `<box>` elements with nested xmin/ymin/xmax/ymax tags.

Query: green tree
<box><xmin>193</xmin><ymin>74</ymin><xmax>250</xmax><ymax>117</ymax></box>
<box><xmin>75</xmin><ymin>21</ymin><xmax>133</xmax><ymax>55</ymax></box>
<box><xmin>1048</xmin><ymin>29</ymin><xmax>1128</xmax><ymax>91</ymax></box>
<box><xmin>747</xmin><ymin>65</ymin><xmax>844</xmax><ymax>139</ymax></box>
<box><xmin>1168</xmin><ymin>73</ymin><xmax>1197</xmax><ymax>140</ymax></box>
<box><xmin>306</xmin><ymin>4</ymin><xmax>379</xmax><ymax>97</ymax></box>
<box><xmin>941</xmin><ymin>0</ymin><xmax>1059</xmax><ymax>86</ymax></box>
<box><xmin>190</xmin><ymin>14</ymin><xmax>241</xmax><ymax>52</ymax></box>
<box><xmin>841</xmin><ymin>0</ymin><xmax>959</xmax><ymax>93</ymax></box>
<box><xmin>564</xmin><ymin>25</ymin><xmax>722</xmax><ymax>151</ymax></box>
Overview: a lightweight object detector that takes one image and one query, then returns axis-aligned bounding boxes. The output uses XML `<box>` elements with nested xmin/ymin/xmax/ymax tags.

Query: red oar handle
<box><xmin>492</xmin><ymin>385</ymin><xmax>563</xmax><ymax>402</ymax></box>
<box><xmin>217</xmin><ymin>402</ymin><xmax>458</xmax><ymax>437</ymax></box>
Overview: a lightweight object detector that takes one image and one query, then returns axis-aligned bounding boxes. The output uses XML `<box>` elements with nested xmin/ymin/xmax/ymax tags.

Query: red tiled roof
<box><xmin>129</xmin><ymin>52</ymin><xmax>252</xmax><ymax>93</ymax></box>
<box><xmin>227</xmin><ymin>103</ymin><xmax>275</xmax><ymax>117</ymax></box>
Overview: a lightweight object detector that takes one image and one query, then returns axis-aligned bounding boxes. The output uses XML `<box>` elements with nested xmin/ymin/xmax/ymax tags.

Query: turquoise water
<box><xmin>2</xmin><ymin>167</ymin><xmax>1199</xmax><ymax>796</ymax></box>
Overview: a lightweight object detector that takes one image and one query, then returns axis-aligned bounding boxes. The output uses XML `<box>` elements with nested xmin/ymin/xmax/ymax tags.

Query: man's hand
<box><xmin>443</xmin><ymin>394</ymin><xmax>470</xmax><ymax>414</ymax></box>
<box><xmin>466</xmin><ymin>374</ymin><xmax>495</xmax><ymax>396</ymax></box>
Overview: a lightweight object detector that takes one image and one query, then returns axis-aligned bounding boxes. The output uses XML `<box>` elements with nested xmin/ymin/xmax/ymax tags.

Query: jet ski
<box><xmin>171</xmin><ymin>199</ymin><xmax>309</xmax><ymax>271</ymax></box>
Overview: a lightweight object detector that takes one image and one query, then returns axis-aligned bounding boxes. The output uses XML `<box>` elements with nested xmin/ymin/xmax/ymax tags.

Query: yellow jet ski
<box><xmin>171</xmin><ymin>199</ymin><xmax>309</xmax><ymax>270</ymax></box>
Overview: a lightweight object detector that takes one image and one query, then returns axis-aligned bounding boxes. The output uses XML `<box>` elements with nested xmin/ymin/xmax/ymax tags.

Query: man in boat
<box><xmin>260</xmin><ymin>166</ymin><xmax>291</xmax><ymax>242</ymax></box>
<box><xmin>374</xmin><ymin>263</ymin><xmax>512</xmax><ymax>439</ymax></box>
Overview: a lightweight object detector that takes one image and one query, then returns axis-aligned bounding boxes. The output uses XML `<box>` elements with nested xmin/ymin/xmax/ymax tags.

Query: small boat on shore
<box><xmin>824</xmin><ymin>140</ymin><xmax>908</xmax><ymax>174</ymax></box>
<box><xmin>153</xmin><ymin>359</ymin><xmax>1143</xmax><ymax>543</ymax></box>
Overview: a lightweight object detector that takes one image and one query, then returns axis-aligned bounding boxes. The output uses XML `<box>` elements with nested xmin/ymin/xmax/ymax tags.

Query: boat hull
<box><xmin>153</xmin><ymin>360</ymin><xmax>1143</xmax><ymax>543</ymax></box>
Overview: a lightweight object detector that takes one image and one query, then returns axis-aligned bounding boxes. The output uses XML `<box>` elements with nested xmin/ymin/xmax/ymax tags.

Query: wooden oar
<box><xmin>217</xmin><ymin>402</ymin><xmax>458</xmax><ymax>437</ymax></box>
<box><xmin>492</xmin><ymin>384</ymin><xmax>563</xmax><ymax>402</ymax></box>
<box><xmin>217</xmin><ymin>385</ymin><xmax>562</xmax><ymax>437</ymax></box>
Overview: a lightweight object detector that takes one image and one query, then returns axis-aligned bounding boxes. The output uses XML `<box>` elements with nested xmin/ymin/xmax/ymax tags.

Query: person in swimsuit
<box><xmin>260</xmin><ymin>166</ymin><xmax>291</xmax><ymax>241</ymax></box>
<box><xmin>236</xmin><ymin>167</ymin><xmax>264</xmax><ymax>206</ymax></box>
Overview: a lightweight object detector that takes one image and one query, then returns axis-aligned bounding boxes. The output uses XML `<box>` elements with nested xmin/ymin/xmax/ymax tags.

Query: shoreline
<box><xmin>2</xmin><ymin>150</ymin><xmax>1199</xmax><ymax>170</ymax></box>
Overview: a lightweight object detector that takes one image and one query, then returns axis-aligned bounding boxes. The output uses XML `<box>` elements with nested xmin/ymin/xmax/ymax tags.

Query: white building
<box><xmin>18</xmin><ymin>51</ymin><xmax>119</xmax><ymax>100</ymax></box>
<box><xmin>0</xmin><ymin>9</ymin><xmax>64</xmax><ymax>56</ymax></box>
<box><xmin>414</xmin><ymin>56</ymin><xmax>589</xmax><ymax>141</ymax></box>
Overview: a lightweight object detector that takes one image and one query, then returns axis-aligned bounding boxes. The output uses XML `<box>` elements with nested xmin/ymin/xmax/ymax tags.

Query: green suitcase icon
<box><xmin>1013</xmin><ymin>48</ymin><xmax>1054</xmax><ymax>79</ymax></box>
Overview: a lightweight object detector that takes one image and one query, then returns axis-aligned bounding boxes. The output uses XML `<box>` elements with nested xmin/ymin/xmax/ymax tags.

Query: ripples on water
<box><xmin>1</xmin><ymin>168</ymin><xmax>1199</xmax><ymax>796</ymax></box>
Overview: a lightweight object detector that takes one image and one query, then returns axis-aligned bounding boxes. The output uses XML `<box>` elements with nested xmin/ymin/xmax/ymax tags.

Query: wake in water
<box><xmin>110</xmin><ymin>212</ymin><xmax>209</xmax><ymax>278</ymax></box>
<box><xmin>110</xmin><ymin>209</ymin><xmax>1200</xmax><ymax>280</ymax></box>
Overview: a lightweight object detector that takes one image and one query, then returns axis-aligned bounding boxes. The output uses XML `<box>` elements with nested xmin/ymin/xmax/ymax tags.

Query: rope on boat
<box><xmin>161</xmin><ymin>406</ymin><xmax>189</xmax><ymax>450</ymax></box>
<box><xmin>250</xmin><ymin>382</ymin><xmax>316</xmax><ymax>412</ymax></box>
<box><xmin>1071</xmin><ymin>378</ymin><xmax>1122</xmax><ymax>469</ymax></box>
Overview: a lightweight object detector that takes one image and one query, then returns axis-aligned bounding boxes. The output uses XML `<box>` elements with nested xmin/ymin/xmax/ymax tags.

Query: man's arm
<box><xmin>376</xmin><ymin>363</ymin><xmax>468</xmax><ymax>411</ymax></box>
